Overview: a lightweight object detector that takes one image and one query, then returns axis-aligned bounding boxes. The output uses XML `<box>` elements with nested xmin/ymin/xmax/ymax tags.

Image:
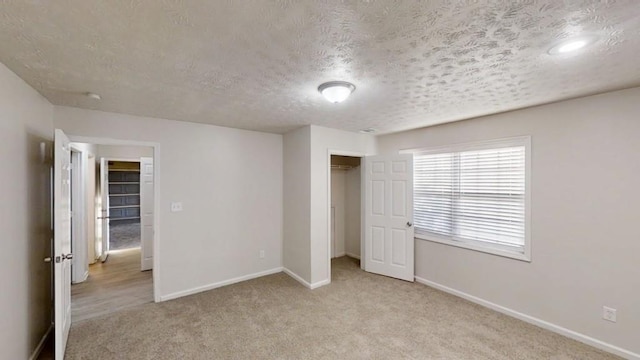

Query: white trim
<box><xmin>29</xmin><ymin>324</ymin><xmax>52</xmax><ymax>360</ymax></box>
<box><xmin>67</xmin><ymin>135</ymin><xmax>162</xmax><ymax>303</ymax></box>
<box><xmin>400</xmin><ymin>135</ymin><xmax>531</xmax><ymax>155</ymax></box>
<box><xmin>310</xmin><ymin>279</ymin><xmax>331</xmax><ymax>289</ymax></box>
<box><xmin>283</xmin><ymin>267</ymin><xmax>312</xmax><ymax>288</ymax></box>
<box><xmin>333</xmin><ymin>251</ymin><xmax>346</xmax><ymax>258</ymax></box>
<box><xmin>414</xmin><ymin>276</ymin><xmax>640</xmax><ymax>360</ymax></box>
<box><xmin>283</xmin><ymin>268</ymin><xmax>331</xmax><ymax>289</ymax></box>
<box><xmin>69</xmin><ymin>136</ymin><xmax>158</xmax><ymax>148</ymax></box>
<box><xmin>100</xmin><ymin>156</ymin><xmax>141</xmax><ymax>163</ymax></box>
<box><xmin>345</xmin><ymin>252</ymin><xmax>361</xmax><ymax>260</ymax></box>
<box><xmin>160</xmin><ymin>267</ymin><xmax>283</xmax><ymax>301</ymax></box>
<box><xmin>415</xmin><ymin>235</ymin><xmax>530</xmax><ymax>262</ymax></box>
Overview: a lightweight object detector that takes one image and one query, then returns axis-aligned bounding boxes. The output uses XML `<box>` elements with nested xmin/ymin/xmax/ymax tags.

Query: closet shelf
<box><xmin>108</xmin><ymin>163</ymin><xmax>140</xmax><ymax>224</ymax></box>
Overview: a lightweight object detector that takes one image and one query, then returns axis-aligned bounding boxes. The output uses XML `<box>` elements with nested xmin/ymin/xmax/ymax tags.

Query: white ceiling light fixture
<box><xmin>548</xmin><ymin>35</ymin><xmax>598</xmax><ymax>55</ymax></box>
<box><xmin>318</xmin><ymin>81</ymin><xmax>356</xmax><ymax>103</ymax></box>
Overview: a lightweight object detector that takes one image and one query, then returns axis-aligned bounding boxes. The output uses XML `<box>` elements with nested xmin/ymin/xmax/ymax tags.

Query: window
<box><xmin>412</xmin><ymin>137</ymin><xmax>530</xmax><ymax>261</ymax></box>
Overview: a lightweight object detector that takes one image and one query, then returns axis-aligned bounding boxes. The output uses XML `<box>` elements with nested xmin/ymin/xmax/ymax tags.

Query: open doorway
<box><xmin>330</xmin><ymin>155</ymin><xmax>362</xmax><ymax>277</ymax></box>
<box><xmin>69</xmin><ymin>143</ymin><xmax>155</xmax><ymax>322</ymax></box>
<box><xmin>106</xmin><ymin>160</ymin><xmax>142</xmax><ymax>252</ymax></box>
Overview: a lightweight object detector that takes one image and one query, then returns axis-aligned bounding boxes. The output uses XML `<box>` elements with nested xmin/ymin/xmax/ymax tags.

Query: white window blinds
<box><xmin>413</xmin><ymin>138</ymin><xmax>528</xmax><ymax>255</ymax></box>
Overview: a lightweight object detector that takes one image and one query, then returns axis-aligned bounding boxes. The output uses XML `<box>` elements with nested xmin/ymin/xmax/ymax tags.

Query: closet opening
<box><xmin>105</xmin><ymin>160</ymin><xmax>142</xmax><ymax>254</ymax></box>
<box><xmin>330</xmin><ymin>155</ymin><xmax>362</xmax><ymax>277</ymax></box>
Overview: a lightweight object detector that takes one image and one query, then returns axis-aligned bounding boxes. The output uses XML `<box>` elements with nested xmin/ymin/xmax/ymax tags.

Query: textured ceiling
<box><xmin>1</xmin><ymin>1</ymin><xmax>640</xmax><ymax>134</ymax></box>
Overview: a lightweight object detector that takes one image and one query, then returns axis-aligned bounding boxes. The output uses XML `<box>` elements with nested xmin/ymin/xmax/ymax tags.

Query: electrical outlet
<box><xmin>259</xmin><ymin>250</ymin><xmax>265</xmax><ymax>259</ymax></box>
<box><xmin>170</xmin><ymin>202</ymin><xmax>183</xmax><ymax>212</ymax></box>
<box><xmin>603</xmin><ymin>306</ymin><xmax>617</xmax><ymax>323</ymax></box>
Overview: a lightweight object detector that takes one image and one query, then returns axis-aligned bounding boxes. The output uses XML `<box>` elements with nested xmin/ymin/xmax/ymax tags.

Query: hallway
<box><xmin>71</xmin><ymin>248</ymin><xmax>153</xmax><ymax>323</ymax></box>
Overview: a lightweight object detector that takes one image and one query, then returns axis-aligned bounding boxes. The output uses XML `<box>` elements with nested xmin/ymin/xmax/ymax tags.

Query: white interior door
<box><xmin>70</xmin><ymin>150</ymin><xmax>88</xmax><ymax>284</ymax></box>
<box><xmin>140</xmin><ymin>157</ymin><xmax>154</xmax><ymax>271</ymax></box>
<box><xmin>363</xmin><ymin>154</ymin><xmax>414</xmax><ymax>282</ymax></box>
<box><xmin>99</xmin><ymin>157</ymin><xmax>109</xmax><ymax>262</ymax></box>
<box><xmin>54</xmin><ymin>129</ymin><xmax>72</xmax><ymax>359</ymax></box>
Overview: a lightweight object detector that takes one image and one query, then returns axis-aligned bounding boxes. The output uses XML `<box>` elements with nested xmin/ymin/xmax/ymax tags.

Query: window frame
<box><xmin>409</xmin><ymin>136</ymin><xmax>532</xmax><ymax>262</ymax></box>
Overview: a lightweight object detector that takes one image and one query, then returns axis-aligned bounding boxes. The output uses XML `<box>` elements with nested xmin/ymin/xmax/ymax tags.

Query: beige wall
<box><xmin>97</xmin><ymin>144</ymin><xmax>153</xmax><ymax>160</ymax></box>
<box><xmin>283</xmin><ymin>126</ymin><xmax>312</xmax><ymax>282</ymax></box>
<box><xmin>309</xmin><ymin>125</ymin><xmax>375</xmax><ymax>284</ymax></box>
<box><xmin>283</xmin><ymin>125</ymin><xmax>374</xmax><ymax>286</ymax></box>
<box><xmin>0</xmin><ymin>63</ymin><xmax>54</xmax><ymax>358</ymax></box>
<box><xmin>376</xmin><ymin>87</ymin><xmax>640</xmax><ymax>356</ymax></box>
<box><xmin>54</xmin><ymin>106</ymin><xmax>283</xmax><ymax>300</ymax></box>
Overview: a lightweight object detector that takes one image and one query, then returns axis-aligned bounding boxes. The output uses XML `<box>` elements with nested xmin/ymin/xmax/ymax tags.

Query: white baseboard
<box><xmin>333</xmin><ymin>251</ymin><xmax>346</xmax><ymax>258</ymax></box>
<box><xmin>29</xmin><ymin>324</ymin><xmax>52</xmax><ymax>360</ymax></box>
<box><xmin>310</xmin><ymin>278</ymin><xmax>330</xmax><ymax>289</ymax></box>
<box><xmin>283</xmin><ymin>268</ymin><xmax>312</xmax><ymax>288</ymax></box>
<box><xmin>345</xmin><ymin>252</ymin><xmax>361</xmax><ymax>260</ymax></box>
<box><xmin>160</xmin><ymin>267</ymin><xmax>283</xmax><ymax>302</ymax></box>
<box><xmin>414</xmin><ymin>276</ymin><xmax>639</xmax><ymax>360</ymax></box>
<box><xmin>72</xmin><ymin>270</ymin><xmax>89</xmax><ymax>284</ymax></box>
<box><xmin>283</xmin><ymin>268</ymin><xmax>330</xmax><ymax>289</ymax></box>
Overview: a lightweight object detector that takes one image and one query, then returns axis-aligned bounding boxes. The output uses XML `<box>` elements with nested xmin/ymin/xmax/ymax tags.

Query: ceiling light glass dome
<box><xmin>318</xmin><ymin>81</ymin><xmax>356</xmax><ymax>103</ymax></box>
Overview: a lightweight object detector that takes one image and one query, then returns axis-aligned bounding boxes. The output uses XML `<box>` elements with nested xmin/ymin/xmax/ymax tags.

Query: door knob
<box><xmin>43</xmin><ymin>257</ymin><xmax>52</xmax><ymax>263</ymax></box>
<box><xmin>62</xmin><ymin>253</ymin><xmax>74</xmax><ymax>260</ymax></box>
<box><xmin>407</xmin><ymin>222</ymin><xmax>413</xmax><ymax>227</ymax></box>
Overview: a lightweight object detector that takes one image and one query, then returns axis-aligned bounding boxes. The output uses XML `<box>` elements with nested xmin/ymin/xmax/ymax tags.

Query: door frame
<box><xmin>98</xmin><ymin>157</ymin><xmax>109</xmax><ymax>261</ymax></box>
<box><xmin>326</xmin><ymin>149</ymin><xmax>366</xmax><ymax>285</ymax></box>
<box><xmin>99</xmin><ymin>156</ymin><xmax>143</xmax><ymax>260</ymax></box>
<box><xmin>67</xmin><ymin>135</ymin><xmax>162</xmax><ymax>303</ymax></box>
<box><xmin>139</xmin><ymin>157</ymin><xmax>154</xmax><ymax>271</ymax></box>
<box><xmin>69</xmin><ymin>146</ymin><xmax>88</xmax><ymax>283</ymax></box>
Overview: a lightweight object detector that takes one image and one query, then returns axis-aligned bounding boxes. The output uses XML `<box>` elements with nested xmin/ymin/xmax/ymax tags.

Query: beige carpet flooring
<box><xmin>64</xmin><ymin>257</ymin><xmax>620</xmax><ymax>359</ymax></box>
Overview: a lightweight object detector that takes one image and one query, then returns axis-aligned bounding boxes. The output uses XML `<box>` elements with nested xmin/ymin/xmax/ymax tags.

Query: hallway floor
<box><xmin>71</xmin><ymin>247</ymin><xmax>153</xmax><ymax>323</ymax></box>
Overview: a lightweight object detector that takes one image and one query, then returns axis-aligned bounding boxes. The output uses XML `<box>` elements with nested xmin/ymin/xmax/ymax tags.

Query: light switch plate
<box><xmin>170</xmin><ymin>202</ymin><xmax>183</xmax><ymax>212</ymax></box>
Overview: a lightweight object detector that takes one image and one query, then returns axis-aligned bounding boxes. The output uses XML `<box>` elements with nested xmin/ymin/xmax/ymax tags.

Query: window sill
<box><xmin>415</xmin><ymin>234</ymin><xmax>531</xmax><ymax>262</ymax></box>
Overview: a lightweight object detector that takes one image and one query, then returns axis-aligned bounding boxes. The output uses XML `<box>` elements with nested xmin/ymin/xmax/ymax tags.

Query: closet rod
<box><xmin>330</xmin><ymin>165</ymin><xmax>359</xmax><ymax>170</ymax></box>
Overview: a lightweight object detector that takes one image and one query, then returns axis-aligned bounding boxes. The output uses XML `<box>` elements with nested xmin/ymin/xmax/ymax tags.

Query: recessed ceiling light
<box><xmin>318</xmin><ymin>81</ymin><xmax>356</xmax><ymax>103</ymax></box>
<box><xmin>548</xmin><ymin>35</ymin><xmax>598</xmax><ymax>55</ymax></box>
<box><xmin>360</xmin><ymin>128</ymin><xmax>376</xmax><ymax>133</ymax></box>
<box><xmin>85</xmin><ymin>92</ymin><xmax>101</xmax><ymax>100</ymax></box>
